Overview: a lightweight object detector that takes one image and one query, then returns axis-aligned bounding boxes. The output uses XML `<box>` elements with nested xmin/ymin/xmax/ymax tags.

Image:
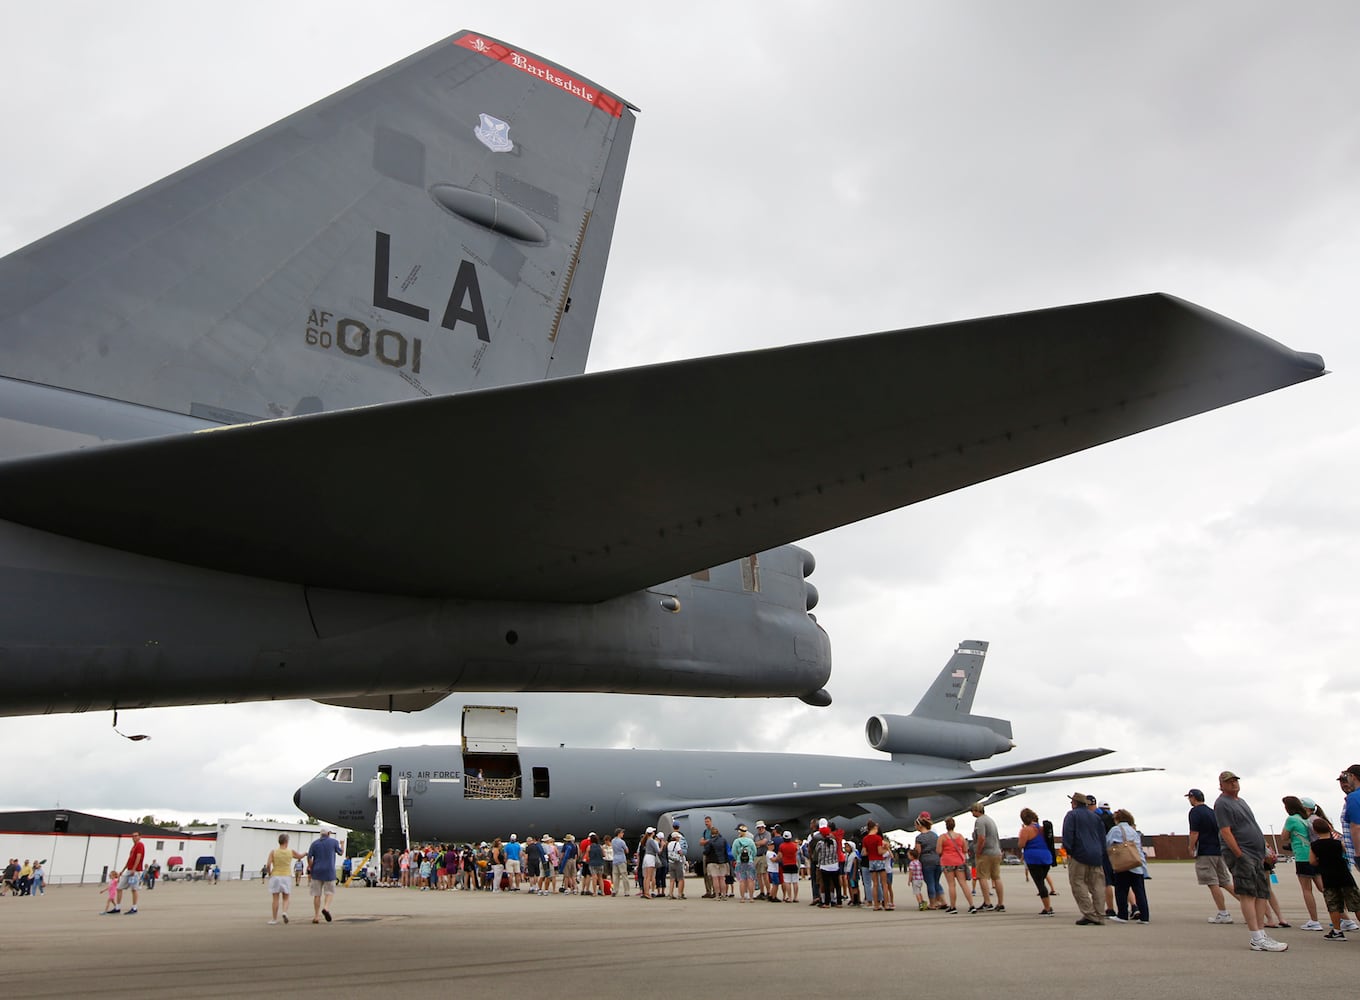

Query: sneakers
<box><xmin>1300</xmin><ymin>920</ymin><xmax>1324</xmax><ymax>931</ymax></box>
<box><xmin>282</xmin><ymin>913</ymin><xmax>289</xmax><ymax>924</ymax></box>
<box><xmin>321</xmin><ymin>908</ymin><xmax>332</xmax><ymax>922</ymax></box>
<box><xmin>267</xmin><ymin>919</ymin><xmax>278</xmax><ymax>925</ymax></box>
<box><xmin>103</xmin><ymin>908</ymin><xmax>121</xmax><ymax>915</ymax></box>
<box><xmin>1323</xmin><ymin>929</ymin><xmax>1347</xmax><ymax>941</ymax></box>
<box><xmin>1038</xmin><ymin>909</ymin><xmax>1054</xmax><ymax>916</ymax></box>
<box><xmin>1108</xmin><ymin>915</ymin><xmax>1126</xmax><ymax>923</ymax></box>
<box><xmin>1209</xmin><ymin>912</ymin><xmax>1234</xmax><ymax>924</ymax></box>
<box><xmin>126</xmin><ymin>907</ymin><xmax>138</xmax><ymax>915</ymax></box>
<box><xmin>994</xmin><ymin>905</ymin><xmax>1005</xmax><ymax>913</ymax></box>
<box><xmin>1250</xmin><ymin>936</ymin><xmax>1288</xmax><ymax>952</ymax></box>
<box><xmin>1342</xmin><ymin>918</ymin><xmax>1360</xmax><ymax>932</ymax></box>
<box><xmin>967</xmin><ymin>906</ymin><xmax>979</xmax><ymax>914</ymax></box>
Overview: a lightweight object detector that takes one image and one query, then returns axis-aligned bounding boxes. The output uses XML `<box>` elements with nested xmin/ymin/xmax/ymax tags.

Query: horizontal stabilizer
<box><xmin>0</xmin><ymin>294</ymin><xmax>1324</xmax><ymax>601</ymax></box>
<box><xmin>972</xmin><ymin>747</ymin><xmax>1115</xmax><ymax>776</ymax></box>
<box><xmin>662</xmin><ymin>762</ymin><xmax>1162</xmax><ymax>816</ymax></box>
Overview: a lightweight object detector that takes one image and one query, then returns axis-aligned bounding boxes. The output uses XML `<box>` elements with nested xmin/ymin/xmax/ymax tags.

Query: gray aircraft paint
<box><xmin>0</xmin><ymin>30</ymin><xmax>1327</xmax><ymax>718</ymax></box>
<box><xmin>294</xmin><ymin>642</ymin><xmax>1156</xmax><ymax>853</ymax></box>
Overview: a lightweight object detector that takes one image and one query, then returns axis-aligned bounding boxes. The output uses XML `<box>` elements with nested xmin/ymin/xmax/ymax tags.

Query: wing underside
<box><xmin>0</xmin><ymin>293</ymin><xmax>1324</xmax><ymax>601</ymax></box>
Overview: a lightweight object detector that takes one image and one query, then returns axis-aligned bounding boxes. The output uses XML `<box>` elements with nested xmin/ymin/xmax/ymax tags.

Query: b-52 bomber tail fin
<box><xmin>0</xmin><ymin>30</ymin><xmax>634</xmax><ymax>424</ymax></box>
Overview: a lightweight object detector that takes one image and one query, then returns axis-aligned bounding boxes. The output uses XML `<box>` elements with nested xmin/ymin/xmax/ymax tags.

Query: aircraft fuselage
<box><xmin>296</xmin><ymin>743</ymin><xmax>980</xmax><ymax>853</ymax></box>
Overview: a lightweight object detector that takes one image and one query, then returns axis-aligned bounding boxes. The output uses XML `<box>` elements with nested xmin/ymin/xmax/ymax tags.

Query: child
<box><xmin>1310</xmin><ymin>816</ymin><xmax>1360</xmax><ymax>941</ymax></box>
<box><xmin>909</xmin><ymin>848</ymin><xmax>926</xmax><ymax>911</ymax></box>
<box><xmin>101</xmin><ymin>873</ymin><xmax>119</xmax><ymax>913</ymax></box>
<box><xmin>765</xmin><ymin>845</ymin><xmax>780</xmax><ymax>902</ymax></box>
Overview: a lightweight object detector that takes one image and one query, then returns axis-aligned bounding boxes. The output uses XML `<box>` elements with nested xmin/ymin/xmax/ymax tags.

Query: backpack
<box><xmin>739</xmin><ymin>846</ymin><xmax>751</xmax><ymax>864</ymax></box>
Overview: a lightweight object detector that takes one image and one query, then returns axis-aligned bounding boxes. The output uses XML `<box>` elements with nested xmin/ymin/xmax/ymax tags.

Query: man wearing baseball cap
<box><xmin>1062</xmin><ymin>791</ymin><xmax>1107</xmax><ymax>925</ymax></box>
<box><xmin>1186</xmin><ymin>788</ymin><xmax>1235</xmax><ymax>924</ymax></box>
<box><xmin>1214</xmin><ymin>770</ymin><xmax>1286</xmax><ymax>951</ymax></box>
<box><xmin>1340</xmin><ymin>765</ymin><xmax>1360</xmax><ymax>870</ymax></box>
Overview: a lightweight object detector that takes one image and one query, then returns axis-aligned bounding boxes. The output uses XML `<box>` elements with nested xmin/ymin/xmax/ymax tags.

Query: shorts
<box><xmin>1194</xmin><ymin>855</ymin><xmax>1233</xmax><ymax>888</ymax></box>
<box><xmin>733</xmin><ymin>862</ymin><xmax>755</xmax><ymax>881</ymax></box>
<box><xmin>309</xmin><ymin>878</ymin><xmax>337</xmax><ymax>897</ymax></box>
<box><xmin>118</xmin><ymin>871</ymin><xmax>141</xmax><ymax>891</ymax></box>
<box><xmin>783</xmin><ymin>868</ymin><xmax>799</xmax><ymax>884</ymax></box>
<box><xmin>1227</xmin><ymin>853</ymin><xmax>1271</xmax><ymax>899</ymax></box>
<box><xmin>706</xmin><ymin>862</ymin><xmax>729</xmax><ymax>879</ymax></box>
<box><xmin>942</xmin><ymin>865</ymin><xmax>967</xmax><ymax>873</ymax></box>
<box><xmin>912</xmin><ymin>879</ymin><xmax>925</xmax><ymax>894</ymax></box>
<box><xmin>506</xmin><ymin>859</ymin><xmax>521</xmax><ymax>874</ymax></box>
<box><xmin>1294</xmin><ymin>860</ymin><xmax>1317</xmax><ymax>878</ymax></box>
<box><xmin>868</xmin><ymin>860</ymin><xmax>887</xmax><ymax>872</ymax></box>
<box><xmin>755</xmin><ymin>856</ymin><xmax>768</xmax><ymax>874</ymax></box>
<box><xmin>1322</xmin><ymin>885</ymin><xmax>1360</xmax><ymax>914</ymax></box>
<box><xmin>642</xmin><ymin>855</ymin><xmax>657</xmax><ymax>869</ymax></box>
<box><xmin>269</xmin><ymin>876</ymin><xmax>292</xmax><ymax>895</ymax></box>
<box><xmin>975</xmin><ymin>855</ymin><xmax>1001</xmax><ymax>880</ymax></box>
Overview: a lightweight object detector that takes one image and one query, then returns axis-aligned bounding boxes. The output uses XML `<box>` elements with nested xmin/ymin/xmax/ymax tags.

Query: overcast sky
<box><xmin>2</xmin><ymin>0</ymin><xmax>1357</xmax><ymax>842</ymax></box>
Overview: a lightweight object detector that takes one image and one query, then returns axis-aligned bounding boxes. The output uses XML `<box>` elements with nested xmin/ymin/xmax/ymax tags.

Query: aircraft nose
<box><xmin>293</xmin><ymin>787</ymin><xmax>304</xmax><ymax>811</ymax></box>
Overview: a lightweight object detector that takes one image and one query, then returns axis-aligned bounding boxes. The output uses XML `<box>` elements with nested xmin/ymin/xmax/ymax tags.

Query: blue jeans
<box><xmin>922</xmin><ymin>861</ymin><xmax>942</xmax><ymax>900</ymax></box>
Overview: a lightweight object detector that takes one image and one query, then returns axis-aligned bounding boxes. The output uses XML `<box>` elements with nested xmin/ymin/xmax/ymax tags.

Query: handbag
<box><xmin>1108</xmin><ymin>827</ymin><xmax>1143</xmax><ymax>873</ymax></box>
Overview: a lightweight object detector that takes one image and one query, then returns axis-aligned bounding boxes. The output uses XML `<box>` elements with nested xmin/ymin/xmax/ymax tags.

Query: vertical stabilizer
<box><xmin>0</xmin><ymin>30</ymin><xmax>634</xmax><ymax>423</ymax></box>
<box><xmin>910</xmin><ymin>639</ymin><xmax>990</xmax><ymax>719</ymax></box>
<box><xmin>865</xmin><ymin>640</ymin><xmax>1013</xmax><ymax>760</ymax></box>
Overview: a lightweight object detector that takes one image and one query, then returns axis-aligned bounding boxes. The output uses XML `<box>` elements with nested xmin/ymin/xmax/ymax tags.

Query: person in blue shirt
<box><xmin>306</xmin><ymin>829</ymin><xmax>343</xmax><ymax>924</ymax></box>
<box><xmin>504</xmin><ymin>835</ymin><xmax>523</xmax><ymax>890</ymax></box>
<box><xmin>1062</xmin><ymin>792</ymin><xmax>1107</xmax><ymax>925</ymax></box>
<box><xmin>1186</xmin><ymin>788</ymin><xmax>1234</xmax><ymax>924</ymax></box>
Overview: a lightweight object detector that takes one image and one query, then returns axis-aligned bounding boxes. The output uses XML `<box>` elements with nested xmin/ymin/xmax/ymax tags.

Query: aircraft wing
<box><xmin>0</xmin><ymin>293</ymin><xmax>1323</xmax><ymax>601</ymax></box>
<box><xmin>655</xmin><ymin>759</ymin><xmax>1162</xmax><ymax>817</ymax></box>
<box><xmin>971</xmin><ymin>747</ymin><xmax>1117</xmax><ymax>776</ymax></box>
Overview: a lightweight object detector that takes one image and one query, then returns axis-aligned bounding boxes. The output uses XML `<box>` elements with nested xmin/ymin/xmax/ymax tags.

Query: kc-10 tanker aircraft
<box><xmin>295</xmin><ymin>641</ymin><xmax>1157</xmax><ymax>854</ymax></box>
<box><xmin>0</xmin><ymin>31</ymin><xmax>1325</xmax><ymax>717</ymax></box>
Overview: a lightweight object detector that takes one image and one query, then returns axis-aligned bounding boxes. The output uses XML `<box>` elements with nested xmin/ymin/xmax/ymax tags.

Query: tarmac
<box><xmin>0</xmin><ymin>864</ymin><xmax>1354</xmax><ymax>998</ymax></box>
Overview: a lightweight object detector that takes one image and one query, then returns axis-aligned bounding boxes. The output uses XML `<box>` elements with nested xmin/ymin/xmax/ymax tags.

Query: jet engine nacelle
<box><xmin>865</xmin><ymin>714</ymin><xmax>1014</xmax><ymax>761</ymax></box>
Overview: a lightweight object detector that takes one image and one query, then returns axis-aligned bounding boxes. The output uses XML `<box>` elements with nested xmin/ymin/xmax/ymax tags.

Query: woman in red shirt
<box><xmin>861</xmin><ymin>820</ymin><xmax>893</xmax><ymax>911</ymax></box>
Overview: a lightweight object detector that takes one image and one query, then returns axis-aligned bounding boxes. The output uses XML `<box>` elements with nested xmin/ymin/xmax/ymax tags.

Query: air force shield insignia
<box><xmin>474</xmin><ymin>113</ymin><xmax>514</xmax><ymax>153</ymax></box>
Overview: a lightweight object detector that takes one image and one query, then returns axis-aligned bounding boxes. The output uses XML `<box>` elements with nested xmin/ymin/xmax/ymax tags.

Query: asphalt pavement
<box><xmin>0</xmin><ymin>863</ymin><xmax>1351</xmax><ymax>998</ymax></box>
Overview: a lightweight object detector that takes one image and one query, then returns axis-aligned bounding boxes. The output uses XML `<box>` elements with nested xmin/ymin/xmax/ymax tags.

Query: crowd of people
<box><xmin>2</xmin><ymin>858</ymin><xmax>46</xmax><ymax>896</ymax></box>
<box><xmin>316</xmin><ymin>761</ymin><xmax>1360</xmax><ymax>955</ymax></box>
<box><xmin>1044</xmin><ymin>762</ymin><xmax>1360</xmax><ymax>954</ymax></box>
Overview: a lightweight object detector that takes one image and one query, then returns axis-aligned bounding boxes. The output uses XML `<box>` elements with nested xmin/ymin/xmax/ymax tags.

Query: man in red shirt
<box><xmin>777</xmin><ymin>831</ymin><xmax>801</xmax><ymax>902</ymax></box>
<box><xmin>111</xmin><ymin>831</ymin><xmax>145</xmax><ymax>915</ymax></box>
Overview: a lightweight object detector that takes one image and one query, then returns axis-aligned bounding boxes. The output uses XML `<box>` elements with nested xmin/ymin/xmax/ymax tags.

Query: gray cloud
<box><xmin>1</xmin><ymin>0</ymin><xmax>1357</xmax><ymax>841</ymax></box>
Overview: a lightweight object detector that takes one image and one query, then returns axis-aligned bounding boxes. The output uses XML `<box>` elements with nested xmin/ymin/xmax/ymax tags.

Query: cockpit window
<box><xmin>321</xmin><ymin>767</ymin><xmax>354</xmax><ymax>782</ymax></box>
